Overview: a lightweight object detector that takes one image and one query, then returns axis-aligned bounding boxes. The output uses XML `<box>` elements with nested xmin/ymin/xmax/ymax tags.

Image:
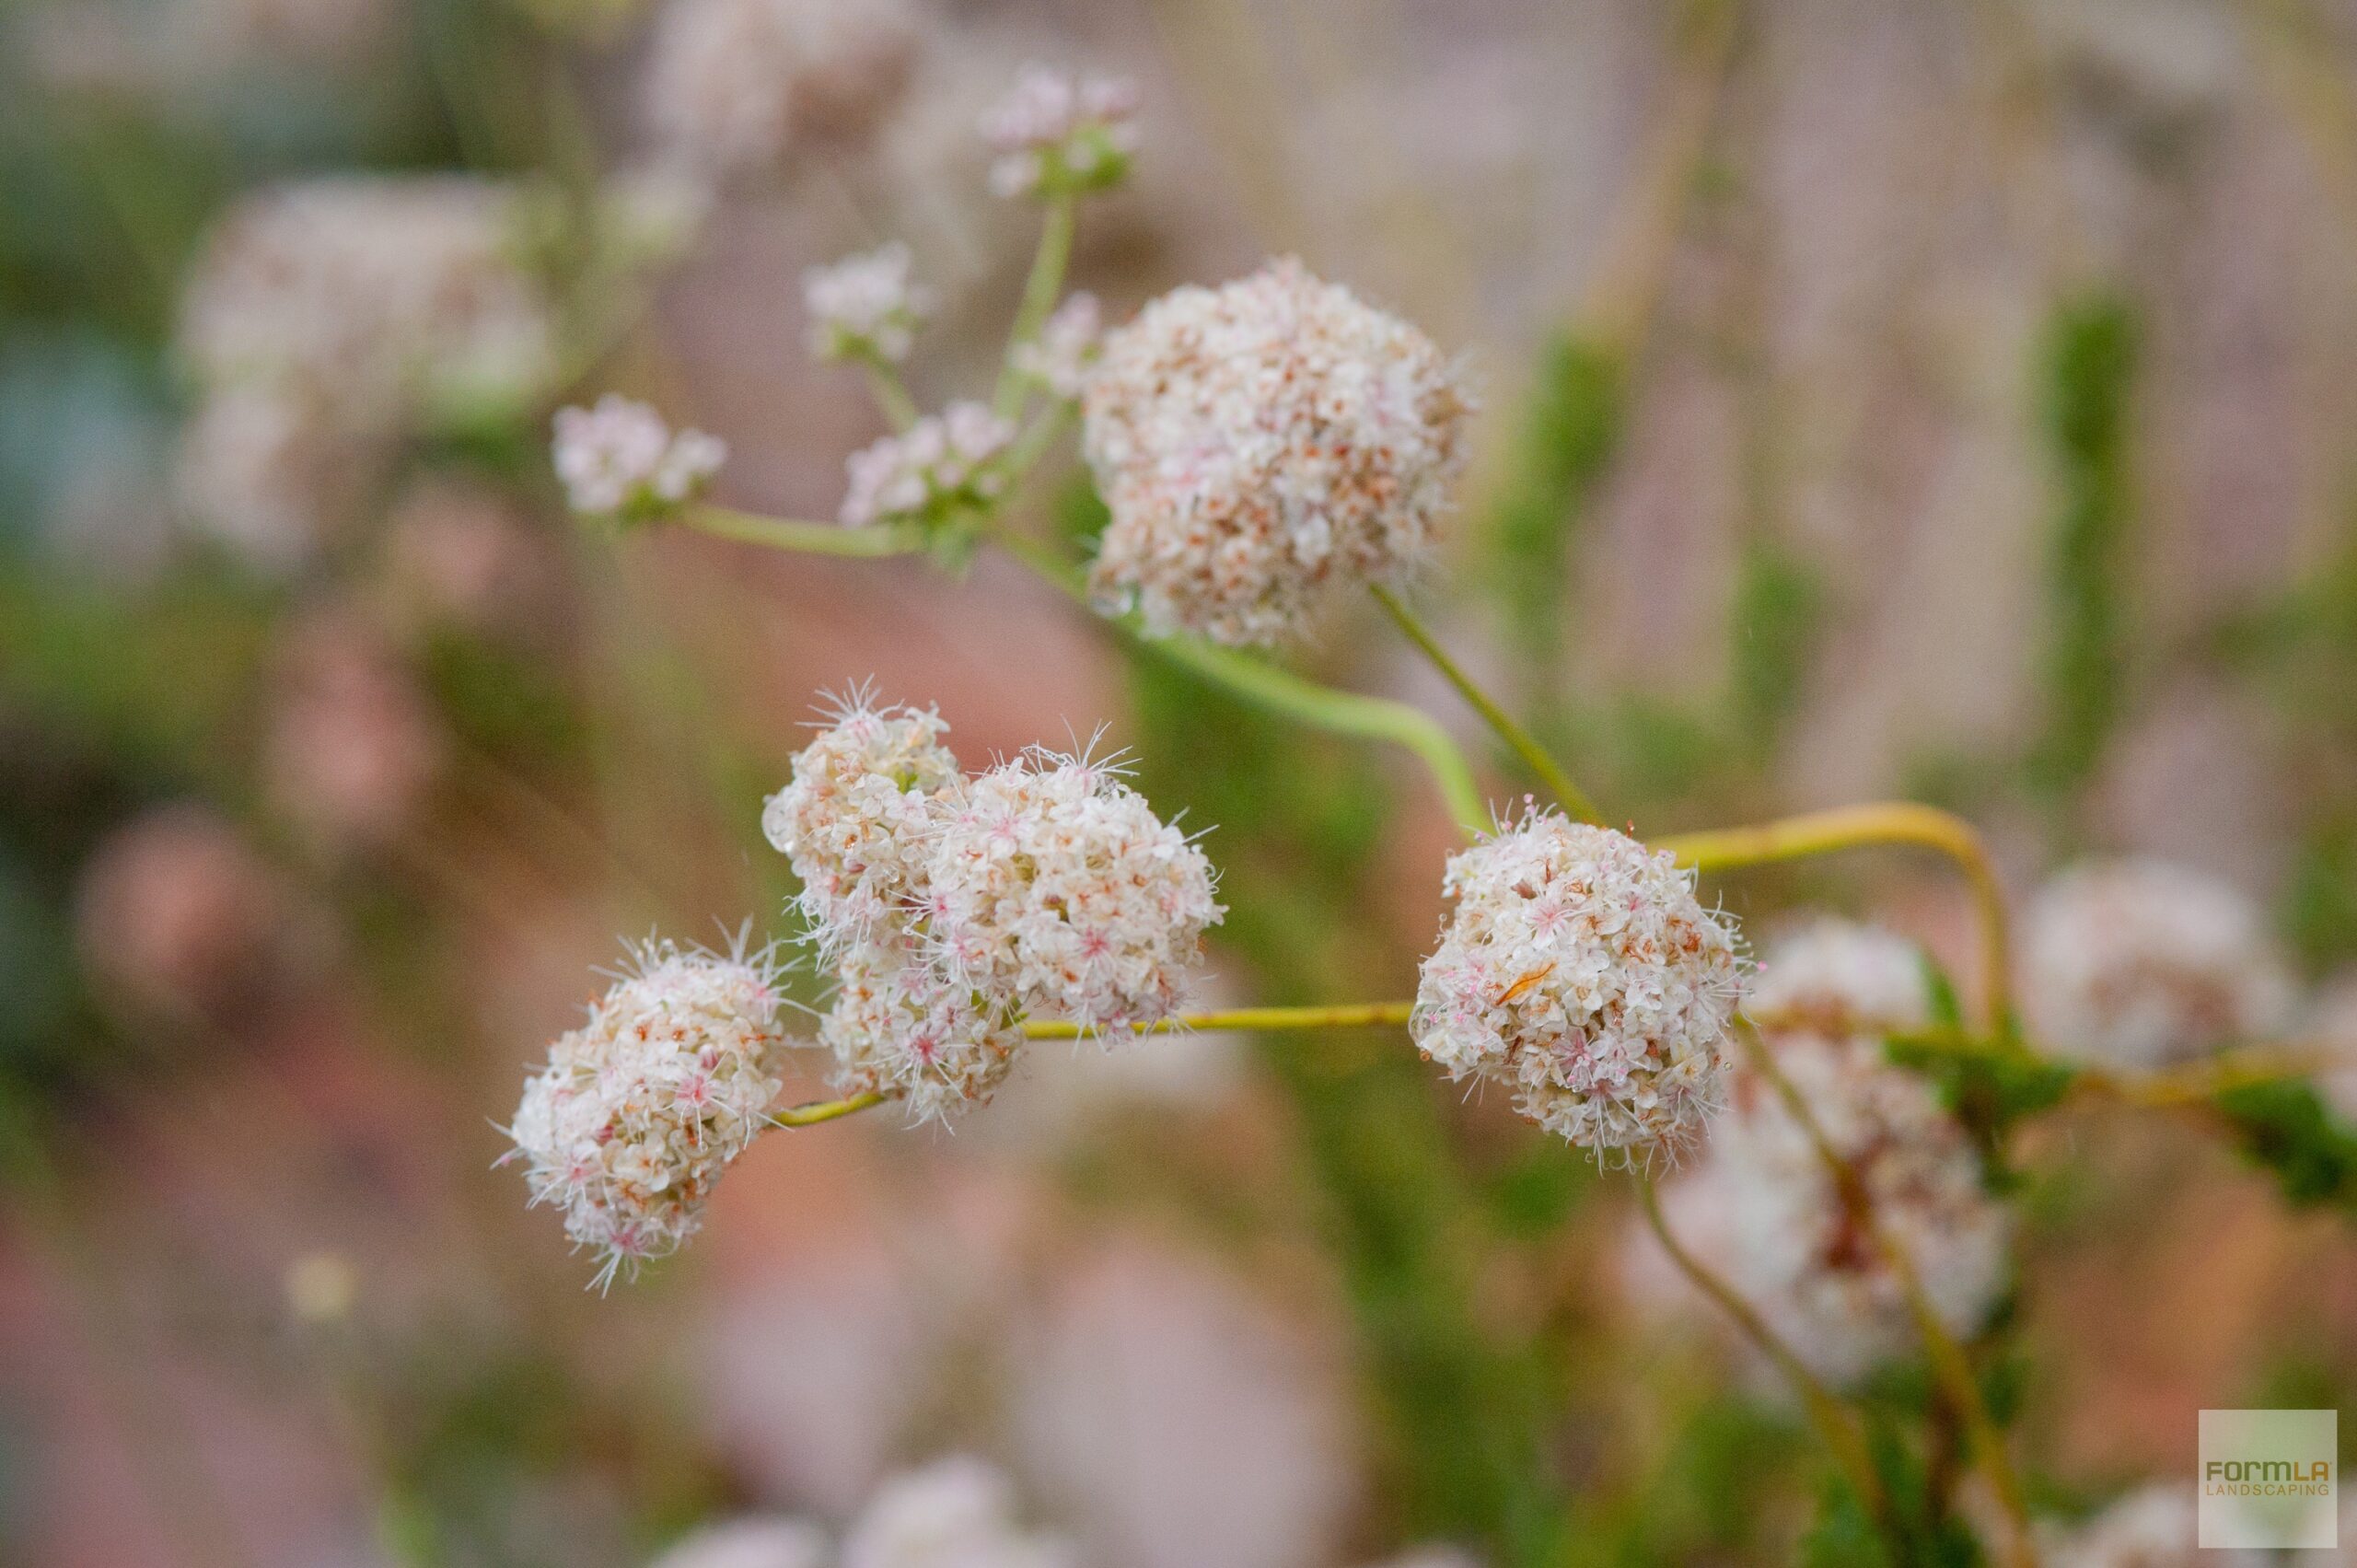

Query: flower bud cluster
<box><xmin>838</xmin><ymin>402</ymin><xmax>1016</xmax><ymax>528</ymax></box>
<box><xmin>803</xmin><ymin>241</ymin><xmax>935</xmax><ymax>364</ymax></box>
<box><xmin>552</xmin><ymin>393</ymin><xmax>727</xmax><ymax>520</ymax></box>
<box><xmin>981</xmin><ymin>66</ymin><xmax>1142</xmax><ymax>199</ymax></box>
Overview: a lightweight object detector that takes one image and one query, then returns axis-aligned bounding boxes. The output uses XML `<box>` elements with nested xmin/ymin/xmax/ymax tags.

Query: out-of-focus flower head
<box><xmin>644</xmin><ymin>0</ymin><xmax>917</xmax><ymax>176</ymax></box>
<box><xmin>981</xmin><ymin>65</ymin><xmax>1142</xmax><ymax>199</ymax></box>
<box><xmin>1011</xmin><ymin>294</ymin><xmax>1101</xmax><ymax>401</ymax></box>
<box><xmin>171</xmin><ymin>385</ymin><xmax>379</xmax><ymax>570</ymax></box>
<box><xmin>2038</xmin><ymin>1483</ymin><xmax>2266</xmax><ymax>1568</ymax></box>
<box><xmin>840</xmin><ymin>1456</ymin><xmax>1074</xmax><ymax>1568</ymax></box>
<box><xmin>552</xmin><ymin>394</ymin><xmax>727</xmax><ymax>521</ymax></box>
<box><xmin>74</xmin><ymin>804</ymin><xmax>297</xmax><ymax>1025</ymax></box>
<box><xmin>839</xmin><ymin>402</ymin><xmax>1014</xmax><ymax>529</ymax></box>
<box><xmin>377</xmin><ymin>479</ymin><xmax>564</xmax><ymax>645</ymax></box>
<box><xmin>651</xmin><ymin>1516</ymin><xmax>830</xmax><ymax>1568</ymax></box>
<box><xmin>2023</xmin><ymin>857</ymin><xmax>2295</xmax><ymax>1069</ymax></box>
<box><xmin>1411</xmin><ymin>810</ymin><xmax>1744</xmax><ymax>1155</ymax></box>
<box><xmin>1083</xmin><ymin>259</ymin><xmax>1471</xmax><ymax>645</ymax></box>
<box><xmin>507</xmin><ymin>937</ymin><xmax>789</xmax><ymax>1286</ymax></box>
<box><xmin>262</xmin><ymin>610</ymin><xmax>445</xmax><ymax>854</ymax></box>
<box><xmin>1746</xmin><ymin>916</ymin><xmax>1934</xmax><ymax>1034</ymax></box>
<box><xmin>804</xmin><ymin>242</ymin><xmax>935</xmax><ymax>365</ymax></box>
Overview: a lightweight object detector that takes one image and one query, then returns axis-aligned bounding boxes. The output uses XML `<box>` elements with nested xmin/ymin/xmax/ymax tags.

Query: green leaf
<box><xmin>2212</xmin><ymin>1080</ymin><xmax>2357</xmax><ymax>1209</ymax></box>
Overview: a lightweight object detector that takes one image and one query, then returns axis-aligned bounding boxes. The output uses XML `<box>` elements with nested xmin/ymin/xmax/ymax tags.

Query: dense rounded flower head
<box><xmin>980</xmin><ymin>64</ymin><xmax>1142</xmax><ymax>199</ymax></box>
<box><xmin>820</xmin><ymin>935</ymin><xmax>1025</xmax><ymax>1125</ymax></box>
<box><xmin>1411</xmin><ymin>810</ymin><xmax>1745</xmax><ymax>1154</ymax></box>
<box><xmin>841</xmin><ymin>1456</ymin><xmax>1074</xmax><ymax>1568</ymax></box>
<box><xmin>644</xmin><ymin>0</ymin><xmax>916</xmax><ymax>175</ymax></box>
<box><xmin>761</xmin><ymin>689</ymin><xmax>962</xmax><ymax>949</ymax></box>
<box><xmin>804</xmin><ymin>241</ymin><xmax>935</xmax><ymax>364</ymax></box>
<box><xmin>921</xmin><ymin>743</ymin><xmax>1224</xmax><ymax>1032</ymax></box>
<box><xmin>1011</xmin><ymin>293</ymin><xmax>1101</xmax><ymax>401</ymax></box>
<box><xmin>839</xmin><ymin>401</ymin><xmax>1015</xmax><ymax>528</ymax></box>
<box><xmin>506</xmin><ymin>937</ymin><xmax>789</xmax><ymax>1285</ymax></box>
<box><xmin>1082</xmin><ymin>258</ymin><xmax>1472</xmax><ymax>645</ymax></box>
<box><xmin>1746</xmin><ymin>917</ymin><xmax>1934</xmax><ymax>1035</ymax></box>
<box><xmin>552</xmin><ymin>393</ymin><xmax>727</xmax><ymax>519</ymax></box>
<box><xmin>2023</xmin><ymin>857</ymin><xmax>2295</xmax><ymax>1069</ymax></box>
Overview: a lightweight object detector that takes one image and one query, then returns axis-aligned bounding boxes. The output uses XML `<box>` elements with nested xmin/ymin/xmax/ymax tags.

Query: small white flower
<box><xmin>842</xmin><ymin>1456</ymin><xmax>1074</xmax><ymax>1568</ymax></box>
<box><xmin>838</xmin><ymin>401</ymin><xmax>1015</xmax><ymax>528</ymax></box>
<box><xmin>651</xmin><ymin>1517</ymin><xmax>830</xmax><ymax>1568</ymax></box>
<box><xmin>804</xmin><ymin>241</ymin><xmax>935</xmax><ymax>363</ymax></box>
<box><xmin>1411</xmin><ymin>811</ymin><xmax>1745</xmax><ymax>1154</ymax></box>
<box><xmin>506</xmin><ymin>938</ymin><xmax>788</xmax><ymax>1286</ymax></box>
<box><xmin>1083</xmin><ymin>258</ymin><xmax>1472</xmax><ymax>645</ymax></box>
<box><xmin>980</xmin><ymin>64</ymin><xmax>1141</xmax><ymax>199</ymax></box>
<box><xmin>2023</xmin><ymin>858</ymin><xmax>2295</xmax><ymax>1069</ymax></box>
<box><xmin>552</xmin><ymin>394</ymin><xmax>726</xmax><ymax>519</ymax></box>
<box><xmin>1011</xmin><ymin>293</ymin><xmax>1101</xmax><ymax>401</ymax></box>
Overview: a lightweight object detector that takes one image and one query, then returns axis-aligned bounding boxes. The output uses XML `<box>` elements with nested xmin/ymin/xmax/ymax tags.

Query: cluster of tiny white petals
<box><xmin>923</xmin><ymin>746</ymin><xmax>1224</xmax><ymax>1031</ymax></box>
<box><xmin>2038</xmin><ymin>1484</ymin><xmax>2261</xmax><ymax>1568</ymax></box>
<box><xmin>552</xmin><ymin>394</ymin><xmax>726</xmax><ymax>518</ymax></box>
<box><xmin>820</xmin><ymin>936</ymin><xmax>1026</xmax><ymax>1126</ymax></box>
<box><xmin>1411</xmin><ymin>811</ymin><xmax>1745</xmax><ymax>1154</ymax></box>
<box><xmin>1012</xmin><ymin>293</ymin><xmax>1101</xmax><ymax>401</ymax></box>
<box><xmin>1663</xmin><ymin>921</ymin><xmax>2008</xmax><ymax>1385</ymax></box>
<box><xmin>980</xmin><ymin>65</ymin><xmax>1141</xmax><ymax>198</ymax></box>
<box><xmin>803</xmin><ymin>241</ymin><xmax>935</xmax><ymax>363</ymax></box>
<box><xmin>2023</xmin><ymin>858</ymin><xmax>2296</xmax><ymax>1070</ymax></box>
<box><xmin>839</xmin><ymin>401</ymin><xmax>1015</xmax><ymax>528</ymax></box>
<box><xmin>1082</xmin><ymin>259</ymin><xmax>1472</xmax><ymax>645</ymax></box>
<box><xmin>507</xmin><ymin>939</ymin><xmax>787</xmax><ymax>1286</ymax></box>
<box><xmin>644</xmin><ymin>0</ymin><xmax>916</xmax><ymax>175</ymax></box>
<box><xmin>840</xmin><ymin>1455</ymin><xmax>1074</xmax><ymax>1568</ymax></box>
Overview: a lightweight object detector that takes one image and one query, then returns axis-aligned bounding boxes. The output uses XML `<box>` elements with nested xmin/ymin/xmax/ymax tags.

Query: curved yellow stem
<box><xmin>1655</xmin><ymin>803</ymin><xmax>2014</xmax><ymax>1030</ymax></box>
<box><xmin>770</xmin><ymin>1091</ymin><xmax>887</xmax><ymax>1127</ymax></box>
<box><xmin>682</xmin><ymin>506</ymin><xmax>927</xmax><ymax>558</ymax></box>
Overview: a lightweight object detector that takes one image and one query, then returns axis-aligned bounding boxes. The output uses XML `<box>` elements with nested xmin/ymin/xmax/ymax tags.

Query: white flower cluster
<box><xmin>1082</xmin><ymin>259</ymin><xmax>1472</xmax><ymax>645</ymax></box>
<box><xmin>1411</xmin><ymin>812</ymin><xmax>1744</xmax><ymax>1154</ymax></box>
<box><xmin>763</xmin><ymin>693</ymin><xmax>1222</xmax><ymax>1121</ymax></box>
<box><xmin>506</xmin><ymin>939</ymin><xmax>787</xmax><ymax>1285</ymax></box>
<box><xmin>644</xmin><ymin>0</ymin><xmax>916</xmax><ymax>175</ymax></box>
<box><xmin>1011</xmin><ymin>294</ymin><xmax>1102</xmax><ymax>401</ymax></box>
<box><xmin>804</xmin><ymin>241</ymin><xmax>935</xmax><ymax>364</ymax></box>
<box><xmin>653</xmin><ymin>1458</ymin><xmax>1072</xmax><ymax>1568</ymax></box>
<box><xmin>2038</xmin><ymin>1483</ymin><xmax>2264</xmax><ymax>1568</ymax></box>
<box><xmin>552</xmin><ymin>394</ymin><xmax>727</xmax><ymax>519</ymax></box>
<box><xmin>981</xmin><ymin>65</ymin><xmax>1142</xmax><ymax>199</ymax></box>
<box><xmin>1660</xmin><ymin>922</ymin><xmax>2009</xmax><ymax>1386</ymax></box>
<box><xmin>839</xmin><ymin>402</ymin><xmax>1015</xmax><ymax>528</ymax></box>
<box><xmin>2023</xmin><ymin>858</ymin><xmax>2295</xmax><ymax>1070</ymax></box>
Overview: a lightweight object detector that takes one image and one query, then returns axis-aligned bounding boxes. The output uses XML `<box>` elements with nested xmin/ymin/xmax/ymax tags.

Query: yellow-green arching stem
<box><xmin>1655</xmin><ymin>802</ymin><xmax>2015</xmax><ymax>1031</ymax></box>
<box><xmin>771</xmin><ymin>1090</ymin><xmax>886</xmax><ymax>1127</ymax></box>
<box><xmin>680</xmin><ymin>506</ymin><xmax>926</xmax><ymax>558</ymax></box>
<box><xmin>861</xmin><ymin>359</ymin><xmax>921</xmax><ymax>431</ymax></box>
<box><xmin>1631</xmin><ymin>1167</ymin><xmax>1891</xmax><ymax>1529</ymax></box>
<box><xmin>1022</xmin><ymin>1002</ymin><xmax>1414</xmax><ymax>1040</ymax></box>
<box><xmin>995</xmin><ymin>194</ymin><xmax>1076</xmax><ymax>418</ymax></box>
<box><xmin>1734</xmin><ymin>1023</ymin><xmax>2039</xmax><ymax>1568</ymax></box>
<box><xmin>1368</xmin><ymin>582</ymin><xmax>1605</xmax><ymax>826</ymax></box>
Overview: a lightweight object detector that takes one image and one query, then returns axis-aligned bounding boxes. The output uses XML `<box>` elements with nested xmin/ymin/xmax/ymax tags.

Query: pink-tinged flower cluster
<box><xmin>839</xmin><ymin>402</ymin><xmax>1014</xmax><ymax>528</ymax></box>
<box><xmin>803</xmin><ymin>241</ymin><xmax>935</xmax><ymax>364</ymax></box>
<box><xmin>980</xmin><ymin>65</ymin><xmax>1141</xmax><ymax>199</ymax></box>
<box><xmin>763</xmin><ymin>692</ymin><xmax>1222</xmax><ymax>1121</ymax></box>
<box><xmin>2023</xmin><ymin>857</ymin><xmax>2295</xmax><ymax>1069</ymax></box>
<box><xmin>552</xmin><ymin>394</ymin><xmax>727</xmax><ymax>519</ymax></box>
<box><xmin>643</xmin><ymin>0</ymin><xmax>916</xmax><ymax>175</ymax></box>
<box><xmin>1011</xmin><ymin>293</ymin><xmax>1101</xmax><ymax>401</ymax></box>
<box><xmin>1662</xmin><ymin>921</ymin><xmax>2009</xmax><ymax>1386</ymax></box>
<box><xmin>1083</xmin><ymin>259</ymin><xmax>1472</xmax><ymax>645</ymax></box>
<box><xmin>507</xmin><ymin>939</ymin><xmax>788</xmax><ymax>1287</ymax></box>
<box><xmin>1411</xmin><ymin>812</ymin><xmax>1744</xmax><ymax>1154</ymax></box>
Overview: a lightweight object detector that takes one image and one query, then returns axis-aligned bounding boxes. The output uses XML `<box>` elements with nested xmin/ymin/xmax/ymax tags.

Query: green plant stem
<box><xmin>1631</xmin><ymin>1168</ymin><xmax>1892</xmax><ymax>1533</ymax></box>
<box><xmin>996</xmin><ymin>194</ymin><xmax>1076</xmax><ymax>416</ymax></box>
<box><xmin>1735</xmin><ymin>1023</ymin><xmax>2039</xmax><ymax>1568</ymax></box>
<box><xmin>862</xmin><ymin>358</ymin><xmax>922</xmax><ymax>431</ymax></box>
<box><xmin>1369</xmin><ymin>582</ymin><xmax>1603</xmax><ymax>824</ymax></box>
<box><xmin>1022</xmin><ymin>1002</ymin><xmax>1413</xmax><ymax>1039</ymax></box>
<box><xmin>771</xmin><ymin>1091</ymin><xmax>886</xmax><ymax>1127</ymax></box>
<box><xmin>679</xmin><ymin>505</ymin><xmax>926</xmax><ymax>557</ymax></box>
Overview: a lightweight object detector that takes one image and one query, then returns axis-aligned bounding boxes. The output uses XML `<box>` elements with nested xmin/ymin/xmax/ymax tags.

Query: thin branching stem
<box><xmin>771</xmin><ymin>1090</ymin><xmax>887</xmax><ymax>1127</ymax></box>
<box><xmin>861</xmin><ymin>358</ymin><xmax>922</xmax><ymax>431</ymax></box>
<box><xmin>996</xmin><ymin>193</ymin><xmax>1076</xmax><ymax>417</ymax></box>
<box><xmin>679</xmin><ymin>505</ymin><xmax>927</xmax><ymax>557</ymax></box>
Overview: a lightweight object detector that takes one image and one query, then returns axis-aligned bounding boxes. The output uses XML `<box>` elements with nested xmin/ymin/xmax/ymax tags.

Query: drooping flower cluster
<box><xmin>764</xmin><ymin>693</ymin><xmax>1222</xmax><ymax>1121</ymax></box>
<box><xmin>1083</xmin><ymin>259</ymin><xmax>1472</xmax><ymax>645</ymax></box>
<box><xmin>803</xmin><ymin>241</ymin><xmax>935</xmax><ymax>364</ymax></box>
<box><xmin>1411</xmin><ymin>812</ymin><xmax>1744</xmax><ymax>1153</ymax></box>
<box><xmin>650</xmin><ymin>1457</ymin><xmax>1072</xmax><ymax>1568</ymax></box>
<box><xmin>1011</xmin><ymin>293</ymin><xmax>1102</xmax><ymax>401</ymax></box>
<box><xmin>1652</xmin><ymin>921</ymin><xmax>2009</xmax><ymax>1385</ymax></box>
<box><xmin>552</xmin><ymin>393</ymin><xmax>727</xmax><ymax>520</ymax></box>
<box><xmin>507</xmin><ymin>939</ymin><xmax>788</xmax><ymax>1284</ymax></box>
<box><xmin>643</xmin><ymin>0</ymin><xmax>916</xmax><ymax>175</ymax></box>
<box><xmin>981</xmin><ymin>65</ymin><xmax>1142</xmax><ymax>199</ymax></box>
<box><xmin>2022</xmin><ymin>858</ymin><xmax>2295</xmax><ymax>1070</ymax></box>
<box><xmin>839</xmin><ymin>402</ymin><xmax>1015</xmax><ymax>528</ymax></box>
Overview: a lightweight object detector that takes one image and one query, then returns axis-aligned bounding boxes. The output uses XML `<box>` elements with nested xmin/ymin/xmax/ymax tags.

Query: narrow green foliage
<box><xmin>1885</xmin><ymin>1031</ymin><xmax>2075</xmax><ymax>1172</ymax></box>
<box><xmin>2027</xmin><ymin>294</ymin><xmax>2138</xmax><ymax>799</ymax></box>
<box><xmin>2212</xmin><ymin>1080</ymin><xmax>2357</xmax><ymax>1209</ymax></box>
<box><xmin>1488</xmin><ymin>333</ymin><xmax>1622</xmax><ymax>713</ymax></box>
<box><xmin>1726</xmin><ymin>533</ymin><xmax>1827</xmax><ymax>765</ymax></box>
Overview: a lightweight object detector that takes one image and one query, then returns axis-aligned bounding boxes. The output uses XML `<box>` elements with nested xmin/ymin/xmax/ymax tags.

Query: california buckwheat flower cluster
<box><xmin>763</xmin><ymin>692</ymin><xmax>1222</xmax><ymax>1121</ymax></box>
<box><xmin>838</xmin><ymin>402</ymin><xmax>1015</xmax><ymax>528</ymax></box>
<box><xmin>552</xmin><ymin>393</ymin><xmax>727</xmax><ymax>519</ymax></box>
<box><xmin>1011</xmin><ymin>294</ymin><xmax>1101</xmax><ymax>401</ymax></box>
<box><xmin>1083</xmin><ymin>259</ymin><xmax>1473</xmax><ymax>645</ymax></box>
<box><xmin>803</xmin><ymin>241</ymin><xmax>934</xmax><ymax>364</ymax></box>
<box><xmin>1411</xmin><ymin>811</ymin><xmax>1744</xmax><ymax>1154</ymax></box>
<box><xmin>506</xmin><ymin>939</ymin><xmax>787</xmax><ymax>1285</ymax></box>
<box><xmin>981</xmin><ymin>65</ymin><xmax>1141</xmax><ymax>199</ymax></box>
<box><xmin>643</xmin><ymin>0</ymin><xmax>916</xmax><ymax>175</ymax></box>
<box><xmin>2023</xmin><ymin>858</ymin><xmax>2296</xmax><ymax>1070</ymax></box>
<box><xmin>1659</xmin><ymin>921</ymin><xmax>2009</xmax><ymax>1386</ymax></box>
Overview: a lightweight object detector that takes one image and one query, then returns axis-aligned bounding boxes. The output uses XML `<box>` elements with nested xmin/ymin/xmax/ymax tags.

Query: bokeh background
<box><xmin>6</xmin><ymin>0</ymin><xmax>2357</xmax><ymax>1562</ymax></box>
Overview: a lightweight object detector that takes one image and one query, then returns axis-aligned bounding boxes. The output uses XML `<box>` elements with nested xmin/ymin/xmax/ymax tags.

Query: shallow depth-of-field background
<box><xmin>6</xmin><ymin>0</ymin><xmax>2357</xmax><ymax>1563</ymax></box>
